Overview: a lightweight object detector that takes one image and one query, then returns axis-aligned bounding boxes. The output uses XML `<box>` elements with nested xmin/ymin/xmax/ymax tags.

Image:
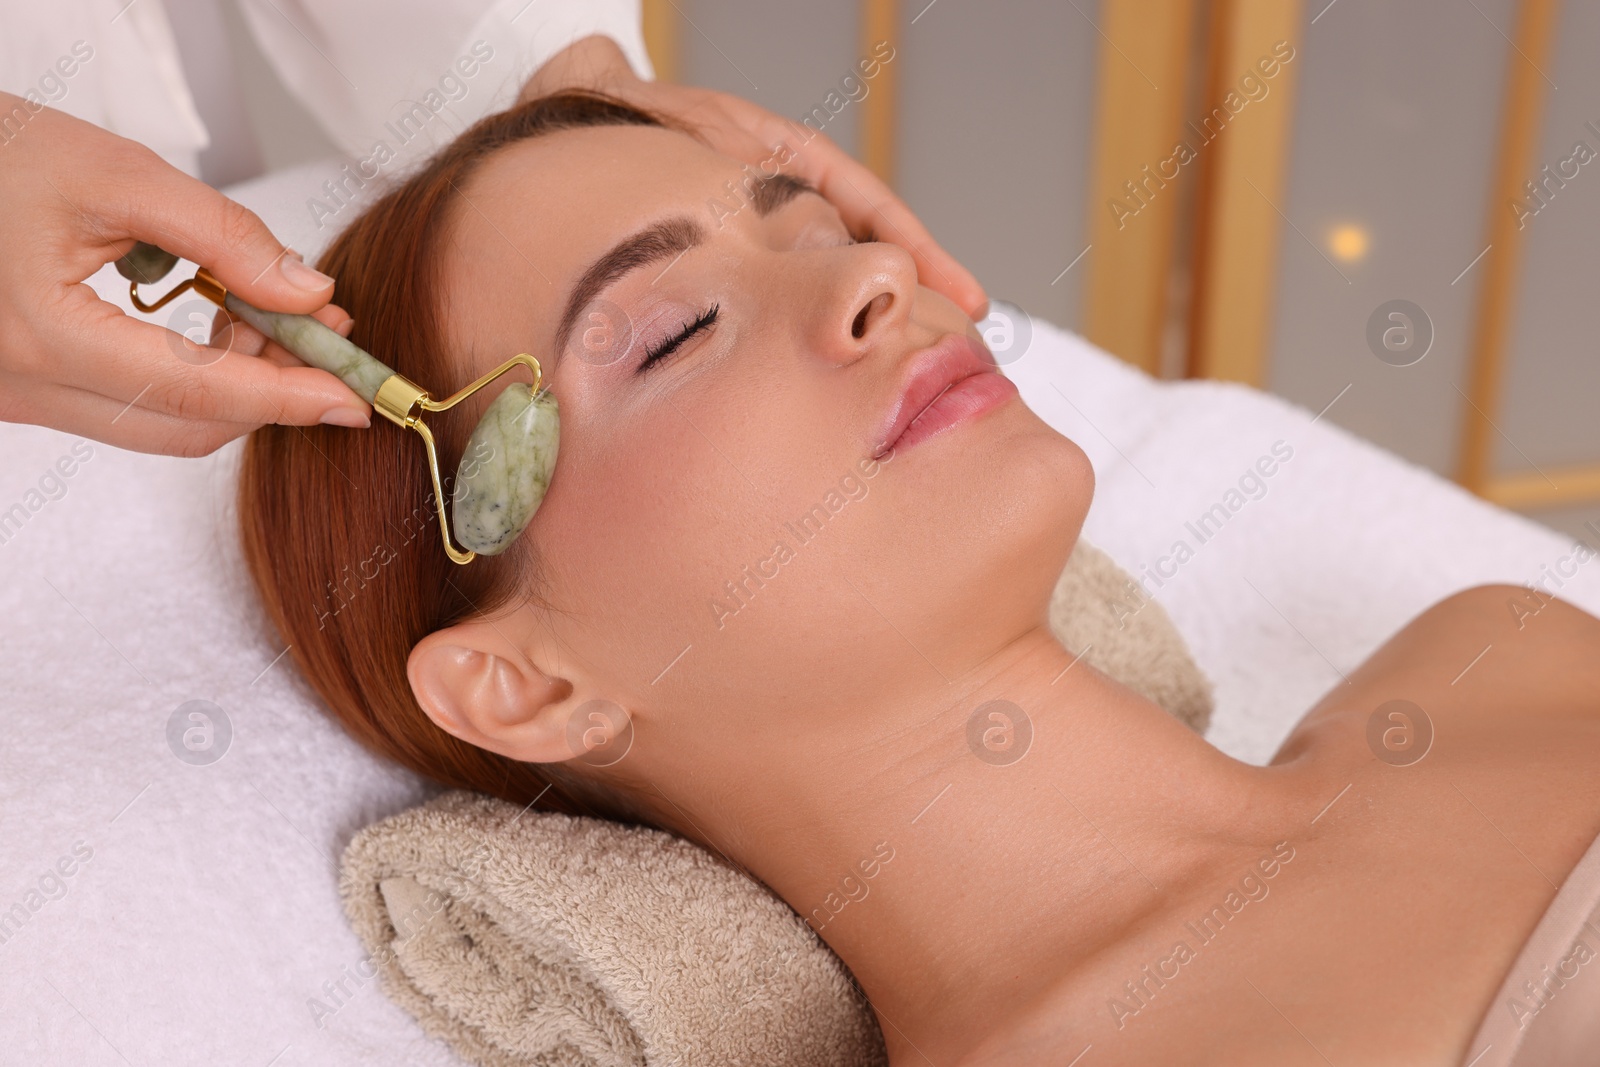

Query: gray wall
<box><xmin>1266</xmin><ymin>0</ymin><xmax>1597</xmax><ymax>539</ymax></box>
<box><xmin>230</xmin><ymin>0</ymin><xmax>1597</xmax><ymax>540</ymax></box>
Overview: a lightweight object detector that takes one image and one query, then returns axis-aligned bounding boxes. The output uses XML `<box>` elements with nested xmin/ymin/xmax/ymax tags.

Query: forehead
<box><xmin>462</xmin><ymin>122</ymin><xmax>728</xmax><ymax>243</ymax></box>
<box><xmin>435</xmin><ymin>124</ymin><xmax>733</xmax><ymax>370</ymax></box>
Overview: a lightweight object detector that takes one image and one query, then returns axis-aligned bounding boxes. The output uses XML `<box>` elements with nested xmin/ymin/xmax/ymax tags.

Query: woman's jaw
<box><xmin>408</xmin><ymin>121</ymin><xmax>1094</xmax><ymax>822</ymax></box>
<box><xmin>386</xmin><ymin>107</ymin><xmax>1313</xmax><ymax>1067</ymax></box>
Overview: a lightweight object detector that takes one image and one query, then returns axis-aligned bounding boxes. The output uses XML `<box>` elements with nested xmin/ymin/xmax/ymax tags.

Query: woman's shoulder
<box><xmin>1250</xmin><ymin>583</ymin><xmax>1600</xmax><ymax>1064</ymax></box>
<box><xmin>1291</xmin><ymin>581</ymin><xmax>1600</xmax><ymax>741</ymax></box>
<box><xmin>1403</xmin><ymin>580</ymin><xmax>1600</xmax><ymax>650</ymax></box>
<box><xmin>1383</xmin><ymin>582</ymin><xmax>1599</xmax><ymax>724</ymax></box>
<box><xmin>1275</xmin><ymin>580</ymin><xmax>1600</xmax><ymax>897</ymax></box>
<box><xmin>1272</xmin><ymin>580</ymin><xmax>1600</xmax><ymax>871</ymax></box>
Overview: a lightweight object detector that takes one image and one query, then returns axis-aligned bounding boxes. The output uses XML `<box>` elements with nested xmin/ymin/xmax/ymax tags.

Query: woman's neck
<box><xmin>642</xmin><ymin>624</ymin><xmax>1306</xmax><ymax>1065</ymax></box>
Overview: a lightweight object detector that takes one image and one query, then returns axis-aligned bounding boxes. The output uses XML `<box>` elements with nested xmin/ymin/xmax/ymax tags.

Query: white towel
<box><xmin>2</xmin><ymin>158</ymin><xmax>1595</xmax><ymax>1061</ymax></box>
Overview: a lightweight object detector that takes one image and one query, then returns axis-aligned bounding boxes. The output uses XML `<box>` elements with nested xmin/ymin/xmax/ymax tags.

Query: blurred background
<box><xmin>200</xmin><ymin>0</ymin><xmax>1600</xmax><ymax>541</ymax></box>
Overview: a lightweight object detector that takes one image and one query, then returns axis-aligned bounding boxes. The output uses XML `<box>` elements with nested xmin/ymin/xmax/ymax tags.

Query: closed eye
<box><xmin>634</xmin><ymin>226</ymin><xmax>870</xmax><ymax>375</ymax></box>
<box><xmin>637</xmin><ymin>304</ymin><xmax>719</xmax><ymax>374</ymax></box>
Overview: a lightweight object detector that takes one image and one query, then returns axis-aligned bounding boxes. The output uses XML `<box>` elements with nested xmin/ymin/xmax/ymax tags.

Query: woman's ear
<box><xmin>407</xmin><ymin>617</ymin><xmax>590</xmax><ymax>764</ymax></box>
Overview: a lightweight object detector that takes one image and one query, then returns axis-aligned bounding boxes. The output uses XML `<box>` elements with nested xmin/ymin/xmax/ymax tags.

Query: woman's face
<box><xmin>434</xmin><ymin>123</ymin><xmax>1092</xmax><ymax>745</ymax></box>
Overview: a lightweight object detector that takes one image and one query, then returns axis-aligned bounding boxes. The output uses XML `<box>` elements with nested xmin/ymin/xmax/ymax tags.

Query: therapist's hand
<box><xmin>519</xmin><ymin>36</ymin><xmax>988</xmax><ymax>320</ymax></box>
<box><xmin>0</xmin><ymin>94</ymin><xmax>371</xmax><ymax>458</ymax></box>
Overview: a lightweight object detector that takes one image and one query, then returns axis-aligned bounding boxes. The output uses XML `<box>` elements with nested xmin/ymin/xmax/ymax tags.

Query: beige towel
<box><xmin>1051</xmin><ymin>540</ymin><xmax>1211</xmax><ymax>733</ymax></box>
<box><xmin>339</xmin><ymin>540</ymin><xmax>1212</xmax><ymax>1066</ymax></box>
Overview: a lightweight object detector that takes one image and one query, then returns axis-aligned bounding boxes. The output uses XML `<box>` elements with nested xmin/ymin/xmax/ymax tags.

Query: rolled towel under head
<box><xmin>342</xmin><ymin>790</ymin><xmax>885</xmax><ymax>1066</ymax></box>
<box><xmin>338</xmin><ymin>540</ymin><xmax>1213</xmax><ymax>1066</ymax></box>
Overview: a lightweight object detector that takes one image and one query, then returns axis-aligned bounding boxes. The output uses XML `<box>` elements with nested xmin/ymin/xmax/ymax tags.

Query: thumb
<box><xmin>107</xmin><ymin>147</ymin><xmax>336</xmax><ymax>314</ymax></box>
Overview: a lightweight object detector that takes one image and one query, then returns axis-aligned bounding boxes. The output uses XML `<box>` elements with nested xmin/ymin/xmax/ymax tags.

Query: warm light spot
<box><xmin>1328</xmin><ymin>223</ymin><xmax>1370</xmax><ymax>263</ymax></box>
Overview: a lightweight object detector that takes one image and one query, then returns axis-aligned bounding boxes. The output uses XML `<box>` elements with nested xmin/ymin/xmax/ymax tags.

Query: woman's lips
<box><xmin>873</xmin><ymin>334</ymin><xmax>1019</xmax><ymax>456</ymax></box>
<box><xmin>888</xmin><ymin>371</ymin><xmax>1018</xmax><ymax>452</ymax></box>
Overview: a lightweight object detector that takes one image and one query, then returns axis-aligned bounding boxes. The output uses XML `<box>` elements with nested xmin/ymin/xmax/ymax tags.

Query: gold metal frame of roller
<box><xmin>129</xmin><ymin>267</ymin><xmax>542</xmax><ymax>565</ymax></box>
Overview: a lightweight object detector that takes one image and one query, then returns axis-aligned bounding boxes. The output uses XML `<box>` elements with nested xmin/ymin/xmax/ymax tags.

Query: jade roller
<box><xmin>118</xmin><ymin>242</ymin><xmax>557</xmax><ymax>565</ymax></box>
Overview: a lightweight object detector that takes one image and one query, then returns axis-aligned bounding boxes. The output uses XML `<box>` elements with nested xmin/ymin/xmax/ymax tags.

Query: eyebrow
<box><xmin>552</xmin><ymin>175</ymin><xmax>825</xmax><ymax>359</ymax></box>
<box><xmin>554</xmin><ymin>216</ymin><xmax>703</xmax><ymax>359</ymax></box>
<box><xmin>748</xmin><ymin>172</ymin><xmax>819</xmax><ymax>217</ymax></box>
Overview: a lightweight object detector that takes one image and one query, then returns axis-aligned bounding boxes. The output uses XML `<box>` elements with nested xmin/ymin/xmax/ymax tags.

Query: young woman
<box><xmin>237</xmin><ymin>90</ymin><xmax>1600</xmax><ymax>1067</ymax></box>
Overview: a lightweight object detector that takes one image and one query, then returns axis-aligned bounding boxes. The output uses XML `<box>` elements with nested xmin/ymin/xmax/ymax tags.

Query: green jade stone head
<box><xmin>219</xmin><ymin>295</ymin><xmax>559</xmax><ymax>558</ymax></box>
<box><xmin>117</xmin><ymin>241</ymin><xmax>558</xmax><ymax>558</ymax></box>
<box><xmin>452</xmin><ymin>385</ymin><xmax>560</xmax><ymax>555</ymax></box>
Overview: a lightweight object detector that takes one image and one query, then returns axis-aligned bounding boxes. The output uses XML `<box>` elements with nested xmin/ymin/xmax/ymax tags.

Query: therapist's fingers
<box><xmin>650</xmin><ymin>88</ymin><xmax>988</xmax><ymax>319</ymax></box>
<box><xmin>29</xmin><ymin>281</ymin><xmax>370</xmax><ymax>429</ymax></box>
<box><xmin>0</xmin><ymin>98</ymin><xmax>368</xmax><ymax>453</ymax></box>
<box><xmin>89</xmin><ymin>147</ymin><xmax>337</xmax><ymax>316</ymax></box>
<box><xmin>533</xmin><ymin>56</ymin><xmax>989</xmax><ymax>318</ymax></box>
<box><xmin>780</xmin><ymin>130</ymin><xmax>989</xmax><ymax>319</ymax></box>
<box><xmin>729</xmin><ymin>106</ymin><xmax>986</xmax><ymax>318</ymax></box>
<box><xmin>0</xmin><ymin>378</ymin><xmax>265</xmax><ymax>459</ymax></box>
<box><xmin>212</xmin><ymin>304</ymin><xmax>356</xmax><ymax>368</ymax></box>
<box><xmin>36</xmin><ymin>301</ymin><xmax>370</xmax><ymax>430</ymax></box>
<box><xmin>23</xmin><ymin>106</ymin><xmax>336</xmax><ymax>315</ymax></box>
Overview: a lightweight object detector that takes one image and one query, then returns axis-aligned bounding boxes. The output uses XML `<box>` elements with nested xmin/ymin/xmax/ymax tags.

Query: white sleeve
<box><xmin>1</xmin><ymin>0</ymin><xmax>210</xmax><ymax>176</ymax></box>
<box><xmin>235</xmin><ymin>0</ymin><xmax>652</xmax><ymax>161</ymax></box>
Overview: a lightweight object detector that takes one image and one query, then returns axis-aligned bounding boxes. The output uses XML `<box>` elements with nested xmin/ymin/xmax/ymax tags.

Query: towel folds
<box><xmin>339</xmin><ymin>539</ymin><xmax>1213</xmax><ymax>1066</ymax></box>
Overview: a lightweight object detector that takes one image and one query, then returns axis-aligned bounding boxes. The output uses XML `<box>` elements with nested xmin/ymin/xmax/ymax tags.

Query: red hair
<box><xmin>237</xmin><ymin>92</ymin><xmax>667</xmax><ymax>822</ymax></box>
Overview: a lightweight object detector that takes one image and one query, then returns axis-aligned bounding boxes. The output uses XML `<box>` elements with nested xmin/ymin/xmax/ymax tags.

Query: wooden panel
<box><xmin>859</xmin><ymin>0</ymin><xmax>899</xmax><ymax>184</ymax></box>
<box><xmin>642</xmin><ymin>0</ymin><xmax>681</xmax><ymax>83</ymax></box>
<box><xmin>1185</xmin><ymin>0</ymin><xmax>1303</xmax><ymax>384</ymax></box>
<box><xmin>1457</xmin><ymin>0</ymin><xmax>1562</xmax><ymax>497</ymax></box>
<box><xmin>1083</xmin><ymin>0</ymin><xmax>1198</xmax><ymax>374</ymax></box>
<box><xmin>1485</xmin><ymin>463</ymin><xmax>1600</xmax><ymax>509</ymax></box>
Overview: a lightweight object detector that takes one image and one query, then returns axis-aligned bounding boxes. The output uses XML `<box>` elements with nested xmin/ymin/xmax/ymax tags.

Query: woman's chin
<box><xmin>985</xmin><ymin>406</ymin><xmax>1095</xmax><ymax>529</ymax></box>
<box><xmin>1019</xmin><ymin>428</ymin><xmax>1096</xmax><ymax>581</ymax></box>
<box><xmin>856</xmin><ymin>415</ymin><xmax>1093</xmax><ymax>640</ymax></box>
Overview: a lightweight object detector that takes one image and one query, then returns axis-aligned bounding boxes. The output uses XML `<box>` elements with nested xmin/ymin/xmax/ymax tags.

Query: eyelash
<box><xmin>632</xmin><ymin>228</ymin><xmax>871</xmax><ymax>374</ymax></box>
<box><xmin>638</xmin><ymin>304</ymin><xmax>719</xmax><ymax>373</ymax></box>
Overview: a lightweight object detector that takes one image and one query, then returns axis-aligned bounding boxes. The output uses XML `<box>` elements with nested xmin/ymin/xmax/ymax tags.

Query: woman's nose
<box><xmin>808</xmin><ymin>242</ymin><xmax>918</xmax><ymax>365</ymax></box>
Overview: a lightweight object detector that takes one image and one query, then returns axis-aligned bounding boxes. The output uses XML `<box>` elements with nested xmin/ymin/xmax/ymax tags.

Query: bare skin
<box><xmin>0</xmin><ymin>34</ymin><xmax>980</xmax><ymax>456</ymax></box>
<box><xmin>394</xmin><ymin>121</ymin><xmax>1600</xmax><ymax>1065</ymax></box>
<box><xmin>960</xmin><ymin>585</ymin><xmax>1600</xmax><ymax>1066</ymax></box>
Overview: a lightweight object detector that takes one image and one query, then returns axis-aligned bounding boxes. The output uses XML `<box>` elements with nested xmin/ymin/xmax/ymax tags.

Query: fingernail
<box><xmin>335</xmin><ymin>317</ymin><xmax>355</xmax><ymax>337</ymax></box>
<box><xmin>320</xmin><ymin>406</ymin><xmax>370</xmax><ymax>428</ymax></box>
<box><xmin>280</xmin><ymin>249</ymin><xmax>334</xmax><ymax>292</ymax></box>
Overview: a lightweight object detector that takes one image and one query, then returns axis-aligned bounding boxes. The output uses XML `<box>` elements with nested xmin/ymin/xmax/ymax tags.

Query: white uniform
<box><xmin>0</xmin><ymin>0</ymin><xmax>651</xmax><ymax>180</ymax></box>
